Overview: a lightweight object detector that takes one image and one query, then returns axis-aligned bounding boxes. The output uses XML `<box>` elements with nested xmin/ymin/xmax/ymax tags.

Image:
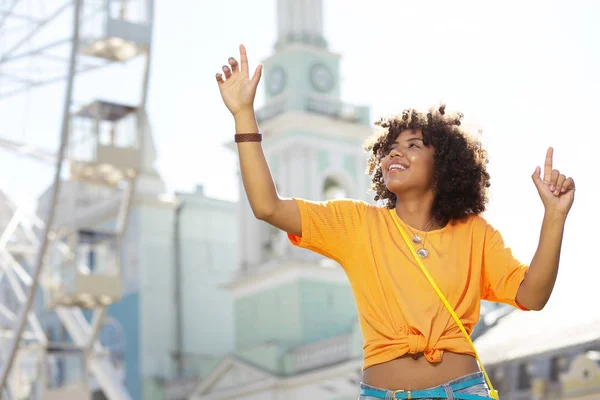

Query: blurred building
<box><xmin>33</xmin><ymin>119</ymin><xmax>238</xmax><ymax>399</ymax></box>
<box><xmin>474</xmin><ymin>300</ymin><xmax>600</xmax><ymax>399</ymax></box>
<box><xmin>164</xmin><ymin>0</ymin><xmax>374</xmax><ymax>398</ymax></box>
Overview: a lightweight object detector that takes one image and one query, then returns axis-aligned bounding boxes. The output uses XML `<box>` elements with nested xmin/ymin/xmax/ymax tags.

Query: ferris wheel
<box><xmin>0</xmin><ymin>0</ymin><xmax>154</xmax><ymax>398</ymax></box>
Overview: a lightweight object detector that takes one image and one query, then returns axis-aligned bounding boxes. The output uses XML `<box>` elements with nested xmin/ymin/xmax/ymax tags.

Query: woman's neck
<box><xmin>394</xmin><ymin>192</ymin><xmax>443</xmax><ymax>231</ymax></box>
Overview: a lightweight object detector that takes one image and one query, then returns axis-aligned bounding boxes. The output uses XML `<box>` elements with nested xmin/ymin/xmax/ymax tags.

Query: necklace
<box><xmin>402</xmin><ymin>217</ymin><xmax>435</xmax><ymax>258</ymax></box>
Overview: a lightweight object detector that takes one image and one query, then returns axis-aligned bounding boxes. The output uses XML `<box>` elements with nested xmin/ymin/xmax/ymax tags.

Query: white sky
<box><xmin>1</xmin><ymin>0</ymin><xmax>599</xmax><ymax>308</ymax></box>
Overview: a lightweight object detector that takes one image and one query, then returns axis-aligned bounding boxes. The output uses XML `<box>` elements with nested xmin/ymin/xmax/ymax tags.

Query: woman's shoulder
<box><xmin>295</xmin><ymin>197</ymin><xmax>377</xmax><ymax>220</ymax></box>
<box><xmin>450</xmin><ymin>213</ymin><xmax>493</xmax><ymax>233</ymax></box>
<box><xmin>321</xmin><ymin>197</ymin><xmax>379</xmax><ymax>211</ymax></box>
<box><xmin>322</xmin><ymin>198</ymin><xmax>389</xmax><ymax>221</ymax></box>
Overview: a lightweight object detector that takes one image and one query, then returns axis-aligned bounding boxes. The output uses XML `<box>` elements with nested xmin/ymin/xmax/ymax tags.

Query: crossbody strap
<box><xmin>389</xmin><ymin>210</ymin><xmax>499</xmax><ymax>400</ymax></box>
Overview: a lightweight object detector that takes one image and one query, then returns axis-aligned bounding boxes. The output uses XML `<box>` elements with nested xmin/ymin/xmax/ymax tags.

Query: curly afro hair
<box><xmin>364</xmin><ymin>104</ymin><xmax>490</xmax><ymax>222</ymax></box>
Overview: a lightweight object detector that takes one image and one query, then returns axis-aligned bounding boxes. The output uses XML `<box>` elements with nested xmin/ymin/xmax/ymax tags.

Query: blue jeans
<box><xmin>359</xmin><ymin>372</ymin><xmax>492</xmax><ymax>399</ymax></box>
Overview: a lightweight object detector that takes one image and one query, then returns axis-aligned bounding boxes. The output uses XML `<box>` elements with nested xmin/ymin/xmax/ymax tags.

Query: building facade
<box><xmin>474</xmin><ymin>300</ymin><xmax>600</xmax><ymax>399</ymax></box>
<box><xmin>33</xmin><ymin>122</ymin><xmax>239</xmax><ymax>399</ymax></box>
<box><xmin>165</xmin><ymin>0</ymin><xmax>374</xmax><ymax>398</ymax></box>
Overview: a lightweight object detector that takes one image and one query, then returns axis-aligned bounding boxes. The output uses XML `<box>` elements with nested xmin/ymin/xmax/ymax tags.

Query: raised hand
<box><xmin>216</xmin><ymin>44</ymin><xmax>263</xmax><ymax>118</ymax></box>
<box><xmin>532</xmin><ymin>147</ymin><xmax>575</xmax><ymax>217</ymax></box>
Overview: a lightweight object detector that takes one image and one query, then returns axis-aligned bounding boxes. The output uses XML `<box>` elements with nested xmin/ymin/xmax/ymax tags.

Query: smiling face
<box><xmin>365</xmin><ymin>105</ymin><xmax>490</xmax><ymax>220</ymax></box>
<box><xmin>381</xmin><ymin>128</ymin><xmax>436</xmax><ymax>197</ymax></box>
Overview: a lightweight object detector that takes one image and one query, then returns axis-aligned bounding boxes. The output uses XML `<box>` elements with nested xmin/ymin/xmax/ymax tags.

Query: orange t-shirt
<box><xmin>287</xmin><ymin>198</ymin><xmax>529</xmax><ymax>370</ymax></box>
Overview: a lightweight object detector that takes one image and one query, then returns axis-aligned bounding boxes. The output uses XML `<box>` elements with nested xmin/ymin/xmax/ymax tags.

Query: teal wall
<box><xmin>138</xmin><ymin>204</ymin><xmax>176</xmax><ymax>385</ymax></box>
<box><xmin>106</xmin><ymin>293</ymin><xmax>140</xmax><ymax>400</ymax></box>
<box><xmin>299</xmin><ymin>279</ymin><xmax>356</xmax><ymax>342</ymax></box>
<box><xmin>178</xmin><ymin>195</ymin><xmax>237</xmax><ymax>357</ymax></box>
<box><xmin>235</xmin><ymin>282</ymin><xmax>302</xmax><ymax>349</ymax></box>
<box><xmin>237</xmin><ymin>342</ymin><xmax>284</xmax><ymax>374</ymax></box>
<box><xmin>135</xmin><ymin>190</ymin><xmax>237</xmax><ymax>397</ymax></box>
<box><xmin>234</xmin><ymin>279</ymin><xmax>356</xmax><ymax>351</ymax></box>
<box><xmin>343</xmin><ymin>154</ymin><xmax>356</xmax><ymax>178</ymax></box>
<box><xmin>317</xmin><ymin>149</ymin><xmax>329</xmax><ymax>174</ymax></box>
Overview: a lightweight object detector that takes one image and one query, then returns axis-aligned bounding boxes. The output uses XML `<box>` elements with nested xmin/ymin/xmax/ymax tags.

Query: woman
<box><xmin>215</xmin><ymin>45</ymin><xmax>575</xmax><ymax>399</ymax></box>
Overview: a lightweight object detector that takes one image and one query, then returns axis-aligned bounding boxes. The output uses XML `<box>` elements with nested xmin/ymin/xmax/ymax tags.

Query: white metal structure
<box><xmin>0</xmin><ymin>0</ymin><xmax>154</xmax><ymax>398</ymax></box>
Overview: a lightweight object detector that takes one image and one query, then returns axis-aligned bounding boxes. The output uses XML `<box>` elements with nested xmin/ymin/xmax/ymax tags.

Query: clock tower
<box><xmin>225</xmin><ymin>0</ymin><xmax>373</xmax><ymax>361</ymax></box>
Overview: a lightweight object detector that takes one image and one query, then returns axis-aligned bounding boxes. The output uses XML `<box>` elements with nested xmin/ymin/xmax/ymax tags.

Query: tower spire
<box><xmin>276</xmin><ymin>0</ymin><xmax>327</xmax><ymax>49</ymax></box>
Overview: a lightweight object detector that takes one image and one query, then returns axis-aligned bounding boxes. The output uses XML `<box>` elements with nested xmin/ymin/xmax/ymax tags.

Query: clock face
<box><xmin>310</xmin><ymin>64</ymin><xmax>334</xmax><ymax>92</ymax></box>
<box><xmin>267</xmin><ymin>66</ymin><xmax>286</xmax><ymax>95</ymax></box>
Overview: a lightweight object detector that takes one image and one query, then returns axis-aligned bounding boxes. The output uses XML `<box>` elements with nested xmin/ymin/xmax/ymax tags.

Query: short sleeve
<box><xmin>482</xmin><ymin>224</ymin><xmax>530</xmax><ymax>310</ymax></box>
<box><xmin>287</xmin><ymin>198</ymin><xmax>367</xmax><ymax>264</ymax></box>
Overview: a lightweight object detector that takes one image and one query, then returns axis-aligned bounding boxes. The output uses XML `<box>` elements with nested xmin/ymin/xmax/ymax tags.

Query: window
<box><xmin>323</xmin><ymin>176</ymin><xmax>347</xmax><ymax>200</ymax></box>
<box><xmin>517</xmin><ymin>363</ymin><xmax>532</xmax><ymax>390</ymax></box>
<box><xmin>489</xmin><ymin>366</ymin><xmax>505</xmax><ymax>392</ymax></box>
<box><xmin>583</xmin><ymin>369</ymin><xmax>591</xmax><ymax>380</ymax></box>
<box><xmin>550</xmin><ymin>355</ymin><xmax>566</xmax><ymax>382</ymax></box>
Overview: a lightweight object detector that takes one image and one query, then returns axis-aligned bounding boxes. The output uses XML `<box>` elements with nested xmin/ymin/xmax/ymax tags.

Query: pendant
<box><xmin>412</xmin><ymin>235</ymin><xmax>422</xmax><ymax>244</ymax></box>
<box><xmin>417</xmin><ymin>248</ymin><xmax>429</xmax><ymax>258</ymax></box>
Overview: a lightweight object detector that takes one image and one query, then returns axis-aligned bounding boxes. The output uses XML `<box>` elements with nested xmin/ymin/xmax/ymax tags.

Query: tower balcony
<box><xmin>255</xmin><ymin>94</ymin><xmax>370</xmax><ymax>125</ymax></box>
<box><xmin>79</xmin><ymin>0</ymin><xmax>152</xmax><ymax>62</ymax></box>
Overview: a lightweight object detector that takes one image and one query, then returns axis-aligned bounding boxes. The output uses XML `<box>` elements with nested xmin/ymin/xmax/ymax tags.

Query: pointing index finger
<box><xmin>239</xmin><ymin>44</ymin><xmax>249</xmax><ymax>74</ymax></box>
<box><xmin>543</xmin><ymin>147</ymin><xmax>553</xmax><ymax>183</ymax></box>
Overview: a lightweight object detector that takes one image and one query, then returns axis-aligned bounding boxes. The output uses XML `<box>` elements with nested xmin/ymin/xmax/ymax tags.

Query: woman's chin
<box><xmin>385</xmin><ymin>180</ymin><xmax>407</xmax><ymax>195</ymax></box>
<box><xmin>386</xmin><ymin>180</ymin><xmax>429</xmax><ymax>198</ymax></box>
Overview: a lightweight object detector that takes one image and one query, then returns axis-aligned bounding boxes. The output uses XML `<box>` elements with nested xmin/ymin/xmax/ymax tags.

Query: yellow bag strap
<box><xmin>389</xmin><ymin>210</ymin><xmax>499</xmax><ymax>399</ymax></box>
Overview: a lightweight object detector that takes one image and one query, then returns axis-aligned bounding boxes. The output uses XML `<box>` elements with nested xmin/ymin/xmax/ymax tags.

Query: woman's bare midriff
<box><xmin>362</xmin><ymin>351</ymin><xmax>480</xmax><ymax>391</ymax></box>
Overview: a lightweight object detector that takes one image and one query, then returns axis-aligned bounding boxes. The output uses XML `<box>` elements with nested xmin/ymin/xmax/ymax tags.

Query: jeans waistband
<box><xmin>360</xmin><ymin>372</ymin><xmax>489</xmax><ymax>399</ymax></box>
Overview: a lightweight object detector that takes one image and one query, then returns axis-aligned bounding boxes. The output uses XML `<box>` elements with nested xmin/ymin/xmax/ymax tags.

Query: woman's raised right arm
<box><xmin>216</xmin><ymin>45</ymin><xmax>301</xmax><ymax>236</ymax></box>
